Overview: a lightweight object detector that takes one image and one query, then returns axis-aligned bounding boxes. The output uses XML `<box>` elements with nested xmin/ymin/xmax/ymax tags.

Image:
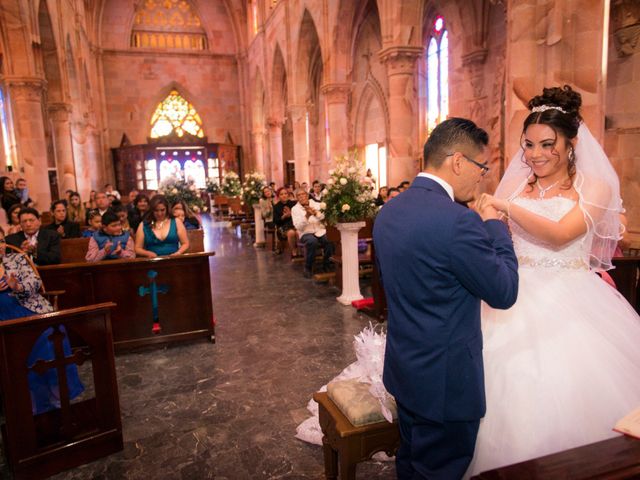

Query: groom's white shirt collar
<box><xmin>417</xmin><ymin>173</ymin><xmax>454</xmax><ymax>201</ymax></box>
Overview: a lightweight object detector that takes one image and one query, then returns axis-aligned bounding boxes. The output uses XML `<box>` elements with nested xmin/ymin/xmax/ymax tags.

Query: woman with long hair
<box><xmin>135</xmin><ymin>194</ymin><xmax>189</xmax><ymax>258</ymax></box>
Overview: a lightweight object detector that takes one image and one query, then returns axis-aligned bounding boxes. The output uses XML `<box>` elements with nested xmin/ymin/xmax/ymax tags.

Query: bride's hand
<box><xmin>478</xmin><ymin>194</ymin><xmax>509</xmax><ymax>215</ymax></box>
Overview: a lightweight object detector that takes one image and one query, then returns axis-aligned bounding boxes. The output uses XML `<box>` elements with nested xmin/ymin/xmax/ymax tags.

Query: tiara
<box><xmin>531</xmin><ymin>105</ymin><xmax>568</xmax><ymax>114</ymax></box>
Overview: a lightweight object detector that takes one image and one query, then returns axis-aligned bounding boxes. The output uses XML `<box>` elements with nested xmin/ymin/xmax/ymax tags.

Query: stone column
<box><xmin>251</xmin><ymin>128</ymin><xmax>267</xmax><ymax>175</ymax></box>
<box><xmin>505</xmin><ymin>0</ymin><xmax>609</xmax><ymax>157</ymax></box>
<box><xmin>320</xmin><ymin>83</ymin><xmax>350</xmax><ymax>165</ymax></box>
<box><xmin>6</xmin><ymin>77</ymin><xmax>52</xmax><ymax>207</ymax></box>
<box><xmin>288</xmin><ymin>104</ymin><xmax>310</xmax><ymax>185</ymax></box>
<box><xmin>48</xmin><ymin>102</ymin><xmax>78</xmax><ymax>194</ymax></box>
<box><xmin>379</xmin><ymin>46</ymin><xmax>424</xmax><ymax>186</ymax></box>
<box><xmin>267</xmin><ymin>118</ymin><xmax>284</xmax><ymax>186</ymax></box>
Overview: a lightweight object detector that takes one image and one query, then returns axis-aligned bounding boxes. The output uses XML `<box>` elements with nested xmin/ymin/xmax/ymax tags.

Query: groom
<box><xmin>373</xmin><ymin>118</ymin><xmax>519</xmax><ymax>479</ymax></box>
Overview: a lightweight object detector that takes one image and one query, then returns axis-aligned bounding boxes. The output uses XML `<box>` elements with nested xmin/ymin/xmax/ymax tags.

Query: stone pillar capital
<box><xmin>5</xmin><ymin>77</ymin><xmax>47</xmax><ymax>102</ymax></box>
<box><xmin>461</xmin><ymin>48</ymin><xmax>488</xmax><ymax>67</ymax></box>
<box><xmin>251</xmin><ymin>128</ymin><xmax>267</xmax><ymax>137</ymax></box>
<box><xmin>48</xmin><ymin>102</ymin><xmax>73</xmax><ymax>122</ymax></box>
<box><xmin>612</xmin><ymin>0</ymin><xmax>640</xmax><ymax>57</ymax></box>
<box><xmin>266</xmin><ymin>117</ymin><xmax>284</xmax><ymax>129</ymax></box>
<box><xmin>378</xmin><ymin>46</ymin><xmax>424</xmax><ymax>75</ymax></box>
<box><xmin>320</xmin><ymin>83</ymin><xmax>350</xmax><ymax>104</ymax></box>
<box><xmin>287</xmin><ymin>104</ymin><xmax>307</xmax><ymax>122</ymax></box>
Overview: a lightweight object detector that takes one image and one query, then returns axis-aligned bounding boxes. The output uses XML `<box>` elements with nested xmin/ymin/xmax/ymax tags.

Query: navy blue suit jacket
<box><xmin>373</xmin><ymin>176</ymin><xmax>518</xmax><ymax>423</ymax></box>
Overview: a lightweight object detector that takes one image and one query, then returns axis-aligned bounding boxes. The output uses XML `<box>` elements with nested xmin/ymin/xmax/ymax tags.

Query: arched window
<box><xmin>184</xmin><ymin>159</ymin><xmax>206</xmax><ymax>188</ymax></box>
<box><xmin>159</xmin><ymin>159</ymin><xmax>182</xmax><ymax>183</ymax></box>
<box><xmin>426</xmin><ymin>16</ymin><xmax>448</xmax><ymax>133</ymax></box>
<box><xmin>150</xmin><ymin>90</ymin><xmax>204</xmax><ymax>139</ymax></box>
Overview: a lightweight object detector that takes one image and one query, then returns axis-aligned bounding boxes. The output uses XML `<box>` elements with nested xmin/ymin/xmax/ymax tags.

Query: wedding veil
<box><xmin>494</xmin><ymin>123</ymin><xmax>623</xmax><ymax>272</ymax></box>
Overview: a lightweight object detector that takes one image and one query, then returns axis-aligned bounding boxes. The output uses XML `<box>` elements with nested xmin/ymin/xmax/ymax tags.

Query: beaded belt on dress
<box><xmin>517</xmin><ymin>256</ymin><xmax>588</xmax><ymax>270</ymax></box>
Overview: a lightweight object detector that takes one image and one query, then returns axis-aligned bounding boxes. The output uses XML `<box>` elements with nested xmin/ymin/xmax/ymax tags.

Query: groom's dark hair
<box><xmin>423</xmin><ymin>118</ymin><xmax>488</xmax><ymax>169</ymax></box>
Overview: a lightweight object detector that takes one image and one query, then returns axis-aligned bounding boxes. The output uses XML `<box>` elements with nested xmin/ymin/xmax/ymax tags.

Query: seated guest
<box><xmin>6</xmin><ymin>207</ymin><xmax>61</xmax><ymax>265</ymax></box>
<box><xmin>128</xmin><ymin>193</ymin><xmax>149</xmax><ymax>233</ymax></box>
<box><xmin>135</xmin><ymin>194</ymin><xmax>189</xmax><ymax>258</ymax></box>
<box><xmin>67</xmin><ymin>191</ymin><xmax>86</xmax><ymax>225</ymax></box>
<box><xmin>82</xmin><ymin>210</ymin><xmax>102</xmax><ymax>238</ymax></box>
<box><xmin>104</xmin><ymin>183</ymin><xmax>121</xmax><ymax>201</ymax></box>
<box><xmin>273</xmin><ymin>187</ymin><xmax>298</xmax><ymax>256</ymax></box>
<box><xmin>14</xmin><ymin>178</ymin><xmax>34</xmax><ymax>207</ymax></box>
<box><xmin>111</xmin><ymin>203</ymin><xmax>133</xmax><ymax>234</ymax></box>
<box><xmin>386</xmin><ymin>187</ymin><xmax>400</xmax><ymax>202</ymax></box>
<box><xmin>397</xmin><ymin>180</ymin><xmax>411</xmax><ymax>192</ymax></box>
<box><xmin>0</xmin><ymin>206</ymin><xmax>6</xmax><ymax>231</ymax></box>
<box><xmin>309</xmin><ymin>181</ymin><xmax>324</xmax><ymax>202</ymax></box>
<box><xmin>85</xmin><ymin>191</ymin><xmax>111</xmax><ymax>224</ymax></box>
<box><xmin>86</xmin><ymin>211</ymin><xmax>135</xmax><ymax>262</ymax></box>
<box><xmin>259</xmin><ymin>186</ymin><xmax>274</xmax><ymax>229</ymax></box>
<box><xmin>84</xmin><ymin>190</ymin><xmax>97</xmax><ymax>211</ymax></box>
<box><xmin>0</xmin><ymin>176</ymin><xmax>21</xmax><ymax>212</ymax></box>
<box><xmin>292</xmin><ymin>190</ymin><xmax>334</xmax><ymax>278</ymax></box>
<box><xmin>6</xmin><ymin>204</ymin><xmax>23</xmax><ymax>235</ymax></box>
<box><xmin>45</xmin><ymin>200</ymin><xmax>81</xmax><ymax>239</ymax></box>
<box><xmin>126</xmin><ymin>189</ymin><xmax>139</xmax><ymax>215</ymax></box>
<box><xmin>171</xmin><ymin>200</ymin><xmax>200</xmax><ymax>230</ymax></box>
<box><xmin>0</xmin><ymin>226</ymin><xmax>84</xmax><ymax>414</ymax></box>
<box><xmin>375</xmin><ymin>186</ymin><xmax>388</xmax><ymax>206</ymax></box>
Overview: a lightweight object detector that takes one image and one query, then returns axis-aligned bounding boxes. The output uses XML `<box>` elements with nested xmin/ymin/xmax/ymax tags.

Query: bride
<box><xmin>296</xmin><ymin>85</ymin><xmax>640</xmax><ymax>477</ymax></box>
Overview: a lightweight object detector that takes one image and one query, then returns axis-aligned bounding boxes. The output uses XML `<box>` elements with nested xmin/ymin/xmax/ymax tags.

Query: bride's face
<box><xmin>522</xmin><ymin>124</ymin><xmax>571</xmax><ymax>179</ymax></box>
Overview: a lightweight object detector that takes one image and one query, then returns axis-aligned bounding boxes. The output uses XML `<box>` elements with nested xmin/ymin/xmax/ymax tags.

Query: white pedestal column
<box><xmin>336</xmin><ymin>221</ymin><xmax>366</xmax><ymax>306</ymax></box>
<box><xmin>253</xmin><ymin>204</ymin><xmax>265</xmax><ymax>247</ymax></box>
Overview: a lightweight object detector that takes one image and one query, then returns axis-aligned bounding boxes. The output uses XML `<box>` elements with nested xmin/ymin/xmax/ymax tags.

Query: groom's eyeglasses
<box><xmin>447</xmin><ymin>153</ymin><xmax>490</xmax><ymax>177</ymax></box>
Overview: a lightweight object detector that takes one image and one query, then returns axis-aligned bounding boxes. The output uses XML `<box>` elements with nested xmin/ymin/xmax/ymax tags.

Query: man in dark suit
<box><xmin>373</xmin><ymin>118</ymin><xmax>519</xmax><ymax>479</ymax></box>
<box><xmin>6</xmin><ymin>207</ymin><xmax>61</xmax><ymax>265</ymax></box>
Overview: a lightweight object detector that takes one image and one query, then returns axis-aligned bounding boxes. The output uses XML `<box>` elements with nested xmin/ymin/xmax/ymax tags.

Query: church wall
<box><xmin>102</xmin><ymin>52</ymin><xmax>241</xmax><ymax>146</ymax></box>
<box><xmin>605</xmin><ymin>1</ymin><xmax>640</xmax><ymax>243</ymax></box>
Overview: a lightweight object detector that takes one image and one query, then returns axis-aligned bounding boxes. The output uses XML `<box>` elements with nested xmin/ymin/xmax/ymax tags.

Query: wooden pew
<box><xmin>0</xmin><ymin>303</ymin><xmax>122</xmax><ymax>480</ymax></box>
<box><xmin>186</xmin><ymin>228</ymin><xmax>205</xmax><ymax>253</ymax></box>
<box><xmin>60</xmin><ymin>237</ymin><xmax>91</xmax><ymax>263</ymax></box>
<box><xmin>38</xmin><ymin>252</ymin><xmax>216</xmax><ymax>351</ymax></box>
<box><xmin>471</xmin><ymin>435</ymin><xmax>640</xmax><ymax>479</ymax></box>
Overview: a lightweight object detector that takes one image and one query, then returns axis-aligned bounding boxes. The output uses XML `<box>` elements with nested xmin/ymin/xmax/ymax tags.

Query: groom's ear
<box><xmin>449</xmin><ymin>152</ymin><xmax>463</xmax><ymax>176</ymax></box>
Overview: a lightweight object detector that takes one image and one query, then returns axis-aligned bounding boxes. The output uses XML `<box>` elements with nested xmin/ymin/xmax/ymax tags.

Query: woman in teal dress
<box><xmin>0</xmin><ymin>227</ymin><xmax>84</xmax><ymax>414</ymax></box>
<box><xmin>135</xmin><ymin>194</ymin><xmax>189</xmax><ymax>258</ymax></box>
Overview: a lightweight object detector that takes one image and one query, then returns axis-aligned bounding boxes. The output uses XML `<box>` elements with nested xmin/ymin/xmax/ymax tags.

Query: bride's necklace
<box><xmin>536</xmin><ymin>179</ymin><xmax>560</xmax><ymax>199</ymax></box>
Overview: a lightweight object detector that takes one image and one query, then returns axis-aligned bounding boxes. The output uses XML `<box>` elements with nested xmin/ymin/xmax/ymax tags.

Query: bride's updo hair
<box><xmin>524</xmin><ymin>85</ymin><xmax>582</xmax><ymax>139</ymax></box>
<box><xmin>522</xmin><ymin>85</ymin><xmax>582</xmax><ymax>188</ymax></box>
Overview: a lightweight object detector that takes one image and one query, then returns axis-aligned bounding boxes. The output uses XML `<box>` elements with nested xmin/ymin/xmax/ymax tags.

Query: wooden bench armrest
<box><xmin>43</xmin><ymin>290</ymin><xmax>66</xmax><ymax>297</ymax></box>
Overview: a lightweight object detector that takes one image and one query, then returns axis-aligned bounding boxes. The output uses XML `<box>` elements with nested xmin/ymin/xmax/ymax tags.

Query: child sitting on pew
<box><xmin>82</xmin><ymin>210</ymin><xmax>102</xmax><ymax>238</ymax></box>
<box><xmin>85</xmin><ymin>211</ymin><xmax>135</xmax><ymax>262</ymax></box>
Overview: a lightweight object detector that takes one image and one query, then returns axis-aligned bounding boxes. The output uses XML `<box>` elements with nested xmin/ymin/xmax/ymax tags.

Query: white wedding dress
<box><xmin>468</xmin><ymin>195</ymin><xmax>640</xmax><ymax>475</ymax></box>
<box><xmin>296</xmin><ymin>195</ymin><xmax>640</xmax><ymax>475</ymax></box>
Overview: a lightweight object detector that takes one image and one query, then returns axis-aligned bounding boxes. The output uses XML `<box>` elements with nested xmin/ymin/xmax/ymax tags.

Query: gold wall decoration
<box><xmin>131</xmin><ymin>0</ymin><xmax>207</xmax><ymax>51</ymax></box>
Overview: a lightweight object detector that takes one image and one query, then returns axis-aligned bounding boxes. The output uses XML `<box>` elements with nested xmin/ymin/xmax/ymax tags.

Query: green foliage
<box><xmin>242</xmin><ymin>172</ymin><xmax>267</xmax><ymax>206</ymax></box>
<box><xmin>159</xmin><ymin>176</ymin><xmax>205</xmax><ymax>213</ymax></box>
<box><xmin>221</xmin><ymin>171</ymin><xmax>242</xmax><ymax>197</ymax></box>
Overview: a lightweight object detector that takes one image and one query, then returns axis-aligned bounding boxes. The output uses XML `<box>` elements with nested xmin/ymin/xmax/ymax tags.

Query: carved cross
<box><xmin>138</xmin><ymin>269</ymin><xmax>169</xmax><ymax>334</ymax></box>
<box><xmin>30</xmin><ymin>326</ymin><xmax>90</xmax><ymax>438</ymax></box>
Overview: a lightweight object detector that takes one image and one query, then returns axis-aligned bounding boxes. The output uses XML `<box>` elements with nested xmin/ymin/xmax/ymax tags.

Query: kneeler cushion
<box><xmin>327</xmin><ymin>379</ymin><xmax>397</xmax><ymax>426</ymax></box>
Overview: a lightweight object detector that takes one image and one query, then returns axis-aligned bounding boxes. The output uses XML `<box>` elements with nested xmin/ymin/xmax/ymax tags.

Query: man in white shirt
<box><xmin>291</xmin><ymin>190</ymin><xmax>334</xmax><ymax>278</ymax></box>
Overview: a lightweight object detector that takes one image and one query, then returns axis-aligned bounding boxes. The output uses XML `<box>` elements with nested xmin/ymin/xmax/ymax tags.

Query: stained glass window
<box><xmin>184</xmin><ymin>159</ymin><xmax>206</xmax><ymax>188</ymax></box>
<box><xmin>426</xmin><ymin>16</ymin><xmax>449</xmax><ymax>133</ymax></box>
<box><xmin>159</xmin><ymin>159</ymin><xmax>182</xmax><ymax>183</ymax></box>
<box><xmin>150</xmin><ymin>90</ymin><xmax>204</xmax><ymax>139</ymax></box>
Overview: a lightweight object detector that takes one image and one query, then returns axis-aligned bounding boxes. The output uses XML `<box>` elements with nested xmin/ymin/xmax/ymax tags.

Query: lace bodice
<box><xmin>510</xmin><ymin>196</ymin><xmax>589</xmax><ymax>270</ymax></box>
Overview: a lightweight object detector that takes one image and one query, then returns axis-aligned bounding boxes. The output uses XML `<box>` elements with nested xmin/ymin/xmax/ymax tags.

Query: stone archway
<box><xmin>251</xmin><ymin>69</ymin><xmax>267</xmax><ymax>174</ymax></box>
<box><xmin>269</xmin><ymin>44</ymin><xmax>288</xmax><ymax>186</ymax></box>
<box><xmin>39</xmin><ymin>1</ymin><xmax>77</xmax><ymax>199</ymax></box>
<box><xmin>294</xmin><ymin>9</ymin><xmax>324</xmax><ymax>183</ymax></box>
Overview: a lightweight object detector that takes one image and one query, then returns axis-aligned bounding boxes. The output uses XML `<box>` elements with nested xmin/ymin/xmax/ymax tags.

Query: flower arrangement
<box><xmin>159</xmin><ymin>176</ymin><xmax>204</xmax><ymax>213</ymax></box>
<box><xmin>242</xmin><ymin>171</ymin><xmax>267</xmax><ymax>206</ymax></box>
<box><xmin>205</xmin><ymin>177</ymin><xmax>220</xmax><ymax>196</ymax></box>
<box><xmin>221</xmin><ymin>171</ymin><xmax>242</xmax><ymax>197</ymax></box>
<box><xmin>320</xmin><ymin>151</ymin><xmax>378</xmax><ymax>225</ymax></box>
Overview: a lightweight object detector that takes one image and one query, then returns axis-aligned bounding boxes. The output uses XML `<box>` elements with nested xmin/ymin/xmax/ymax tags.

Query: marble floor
<box><xmin>11</xmin><ymin>225</ymin><xmax>396</xmax><ymax>479</ymax></box>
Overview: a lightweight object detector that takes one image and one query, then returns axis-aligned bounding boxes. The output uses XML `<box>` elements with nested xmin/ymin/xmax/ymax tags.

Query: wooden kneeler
<box><xmin>313</xmin><ymin>390</ymin><xmax>400</xmax><ymax>480</ymax></box>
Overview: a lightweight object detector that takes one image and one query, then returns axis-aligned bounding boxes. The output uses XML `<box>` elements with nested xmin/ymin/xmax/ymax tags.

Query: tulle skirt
<box><xmin>468</xmin><ymin>266</ymin><xmax>640</xmax><ymax>476</ymax></box>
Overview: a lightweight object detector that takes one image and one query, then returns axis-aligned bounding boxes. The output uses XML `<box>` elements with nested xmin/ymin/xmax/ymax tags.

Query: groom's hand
<box><xmin>474</xmin><ymin>195</ymin><xmax>500</xmax><ymax>221</ymax></box>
